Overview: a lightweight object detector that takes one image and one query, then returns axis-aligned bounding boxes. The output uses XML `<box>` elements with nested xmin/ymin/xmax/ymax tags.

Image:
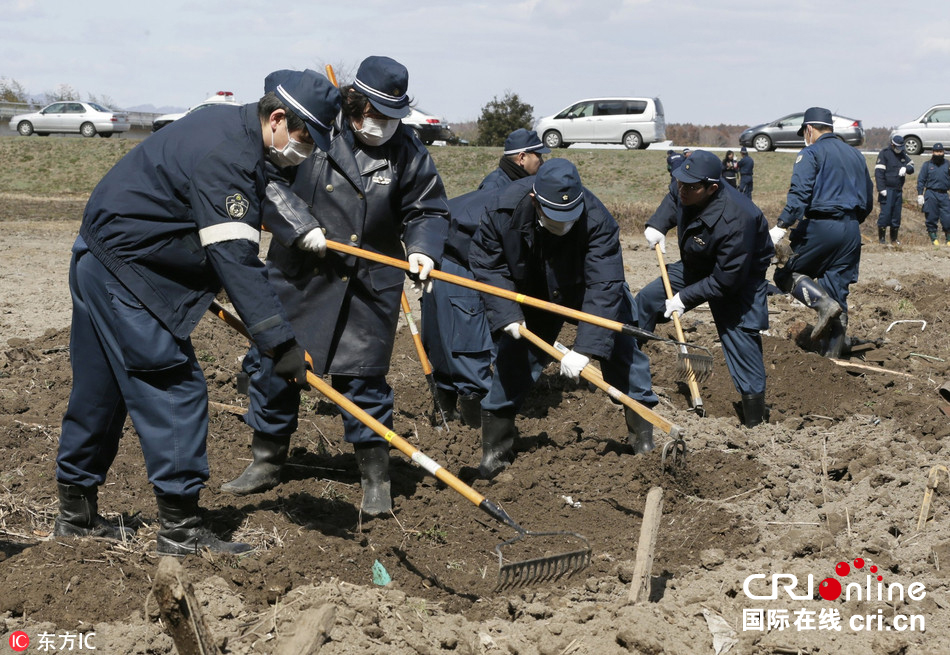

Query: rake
<box><xmin>209</xmin><ymin>301</ymin><xmax>591</xmax><ymax>589</ymax></box>
<box><xmin>399</xmin><ymin>291</ymin><xmax>450</xmax><ymax>431</ymax></box>
<box><xmin>322</xmin><ymin>240</ymin><xmax>715</xmax><ymax>369</ymax></box>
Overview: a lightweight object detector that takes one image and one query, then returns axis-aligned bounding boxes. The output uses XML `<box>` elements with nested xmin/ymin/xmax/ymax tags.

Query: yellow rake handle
<box><xmin>654</xmin><ymin>244</ymin><xmax>704</xmax><ymax>409</ymax></box>
<box><xmin>400</xmin><ymin>291</ymin><xmax>434</xmax><ymax>376</ymax></box>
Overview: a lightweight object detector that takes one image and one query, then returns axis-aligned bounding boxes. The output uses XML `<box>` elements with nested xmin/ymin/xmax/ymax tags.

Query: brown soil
<box><xmin>2</xmin><ymin>199</ymin><xmax>950</xmax><ymax>654</ymax></box>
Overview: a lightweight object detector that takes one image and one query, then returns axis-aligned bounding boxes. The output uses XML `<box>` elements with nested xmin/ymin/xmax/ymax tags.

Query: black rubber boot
<box><xmin>878</xmin><ymin>227</ymin><xmax>887</xmax><ymax>244</ymax></box>
<box><xmin>789</xmin><ymin>274</ymin><xmax>842</xmax><ymax>340</ymax></box>
<box><xmin>458</xmin><ymin>393</ymin><xmax>484</xmax><ymax>428</ymax></box>
<box><xmin>890</xmin><ymin>226</ymin><xmax>900</xmax><ymax>245</ymax></box>
<box><xmin>434</xmin><ymin>387</ymin><xmax>459</xmax><ymax>423</ymax></box>
<box><xmin>54</xmin><ymin>482</ymin><xmax>135</xmax><ymax>541</ymax></box>
<box><xmin>625</xmin><ymin>407</ymin><xmax>655</xmax><ymax>454</ymax></box>
<box><xmin>823</xmin><ymin>313</ymin><xmax>848</xmax><ymax>359</ymax></box>
<box><xmin>479</xmin><ymin>409</ymin><xmax>516</xmax><ymax>478</ymax></box>
<box><xmin>354</xmin><ymin>442</ymin><xmax>392</xmax><ymax>517</ymax></box>
<box><xmin>220</xmin><ymin>431</ymin><xmax>289</xmax><ymax>495</ymax></box>
<box><xmin>155</xmin><ymin>495</ymin><xmax>252</xmax><ymax>556</ymax></box>
<box><xmin>929</xmin><ymin>231</ymin><xmax>940</xmax><ymax>245</ymax></box>
<box><xmin>740</xmin><ymin>392</ymin><xmax>768</xmax><ymax>428</ymax></box>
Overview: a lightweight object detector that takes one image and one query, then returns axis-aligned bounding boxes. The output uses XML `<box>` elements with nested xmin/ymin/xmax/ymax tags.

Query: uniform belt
<box><xmin>927</xmin><ymin>189</ymin><xmax>949</xmax><ymax>193</ymax></box>
<box><xmin>805</xmin><ymin>212</ymin><xmax>855</xmax><ymax>221</ymax></box>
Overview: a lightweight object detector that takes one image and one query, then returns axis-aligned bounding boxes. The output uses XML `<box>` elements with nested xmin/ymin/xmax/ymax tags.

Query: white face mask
<box><xmin>352</xmin><ymin>115</ymin><xmax>399</xmax><ymax>146</ymax></box>
<box><xmin>269</xmin><ymin>121</ymin><xmax>314</xmax><ymax>167</ymax></box>
<box><xmin>537</xmin><ymin>212</ymin><xmax>577</xmax><ymax>236</ymax></box>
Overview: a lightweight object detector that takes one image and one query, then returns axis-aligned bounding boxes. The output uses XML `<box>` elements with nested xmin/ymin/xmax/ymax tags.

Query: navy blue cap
<box><xmin>797</xmin><ymin>107</ymin><xmax>834</xmax><ymax>136</ymax></box>
<box><xmin>891</xmin><ymin>134</ymin><xmax>905</xmax><ymax>148</ymax></box>
<box><xmin>354</xmin><ymin>56</ymin><xmax>410</xmax><ymax>119</ymax></box>
<box><xmin>672</xmin><ymin>150</ymin><xmax>722</xmax><ymax>184</ymax></box>
<box><xmin>934</xmin><ymin>143</ymin><xmax>945</xmax><ymax>151</ymax></box>
<box><xmin>740</xmin><ymin>146</ymin><xmax>748</xmax><ymax>154</ymax></box>
<box><xmin>268</xmin><ymin>69</ymin><xmax>341</xmax><ymax>153</ymax></box>
<box><xmin>533</xmin><ymin>159</ymin><xmax>585</xmax><ymax>222</ymax></box>
<box><xmin>504</xmin><ymin>128</ymin><xmax>550</xmax><ymax>155</ymax></box>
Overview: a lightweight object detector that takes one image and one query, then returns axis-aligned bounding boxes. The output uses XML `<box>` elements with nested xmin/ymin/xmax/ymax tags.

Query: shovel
<box><xmin>654</xmin><ymin>245</ymin><xmax>709</xmax><ymax>415</ymax></box>
<box><xmin>324</xmin><ymin>240</ymin><xmax>715</xmax><ymax>363</ymax></box>
<box><xmin>208</xmin><ymin>300</ymin><xmax>590</xmax><ymax>588</ymax></box>
<box><xmin>399</xmin><ymin>291</ymin><xmax>450</xmax><ymax>431</ymax></box>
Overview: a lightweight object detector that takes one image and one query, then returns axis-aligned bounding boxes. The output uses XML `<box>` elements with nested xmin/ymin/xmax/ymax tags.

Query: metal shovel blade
<box><xmin>495</xmin><ymin>530</ymin><xmax>591</xmax><ymax>590</ymax></box>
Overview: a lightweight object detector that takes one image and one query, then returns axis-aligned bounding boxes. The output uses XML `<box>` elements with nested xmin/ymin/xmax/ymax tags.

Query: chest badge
<box><xmin>692</xmin><ymin>236</ymin><xmax>706</xmax><ymax>247</ymax></box>
<box><xmin>225</xmin><ymin>193</ymin><xmax>249</xmax><ymax>219</ymax></box>
<box><xmin>372</xmin><ymin>175</ymin><xmax>391</xmax><ymax>185</ymax></box>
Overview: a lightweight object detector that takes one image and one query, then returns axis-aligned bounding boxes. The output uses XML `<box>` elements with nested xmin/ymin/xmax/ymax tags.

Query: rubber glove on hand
<box><xmin>272</xmin><ymin>341</ymin><xmax>310</xmax><ymax>390</ymax></box>
<box><xmin>296</xmin><ymin>226</ymin><xmax>327</xmax><ymax>257</ymax></box>
<box><xmin>559</xmin><ymin>349</ymin><xmax>590</xmax><ymax>381</ymax></box>
<box><xmin>408</xmin><ymin>253</ymin><xmax>435</xmax><ymax>293</ymax></box>
<box><xmin>644</xmin><ymin>226</ymin><xmax>666</xmax><ymax>254</ymax></box>
<box><xmin>899</xmin><ymin>167</ymin><xmax>907</xmax><ymax>177</ymax></box>
<box><xmin>918</xmin><ymin>194</ymin><xmax>925</xmax><ymax>208</ymax></box>
<box><xmin>664</xmin><ymin>293</ymin><xmax>685</xmax><ymax>319</ymax></box>
<box><xmin>768</xmin><ymin>226</ymin><xmax>787</xmax><ymax>245</ymax></box>
<box><xmin>880</xmin><ymin>189</ymin><xmax>888</xmax><ymax>198</ymax></box>
<box><xmin>503</xmin><ymin>321</ymin><xmax>525</xmax><ymax>340</ymax></box>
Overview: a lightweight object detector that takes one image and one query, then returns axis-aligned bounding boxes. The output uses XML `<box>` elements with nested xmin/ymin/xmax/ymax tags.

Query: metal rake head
<box><xmin>675</xmin><ymin>351</ymin><xmax>713</xmax><ymax>383</ymax></box>
<box><xmin>495</xmin><ymin>531</ymin><xmax>591</xmax><ymax>590</ymax></box>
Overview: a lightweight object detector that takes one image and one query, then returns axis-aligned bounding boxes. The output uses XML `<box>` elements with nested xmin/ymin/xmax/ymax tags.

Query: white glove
<box><xmin>644</xmin><ymin>226</ymin><xmax>666</xmax><ymax>254</ymax></box>
<box><xmin>503</xmin><ymin>321</ymin><xmax>525</xmax><ymax>340</ymax></box>
<box><xmin>899</xmin><ymin>167</ymin><xmax>907</xmax><ymax>177</ymax></box>
<box><xmin>664</xmin><ymin>292</ymin><xmax>685</xmax><ymax>319</ymax></box>
<box><xmin>880</xmin><ymin>189</ymin><xmax>887</xmax><ymax>197</ymax></box>
<box><xmin>297</xmin><ymin>226</ymin><xmax>327</xmax><ymax>257</ymax></box>
<box><xmin>559</xmin><ymin>349</ymin><xmax>590</xmax><ymax>381</ymax></box>
<box><xmin>407</xmin><ymin>253</ymin><xmax>435</xmax><ymax>293</ymax></box>
<box><xmin>768</xmin><ymin>226</ymin><xmax>787</xmax><ymax>245</ymax></box>
<box><xmin>918</xmin><ymin>194</ymin><xmax>925</xmax><ymax>207</ymax></box>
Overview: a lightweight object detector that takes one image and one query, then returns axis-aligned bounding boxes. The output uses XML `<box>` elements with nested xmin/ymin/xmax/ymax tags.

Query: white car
<box><xmin>9</xmin><ymin>101</ymin><xmax>130</xmax><ymax>138</ymax></box>
<box><xmin>889</xmin><ymin>105</ymin><xmax>950</xmax><ymax>156</ymax></box>
<box><xmin>151</xmin><ymin>91</ymin><xmax>237</xmax><ymax>132</ymax></box>
<box><xmin>535</xmin><ymin>97</ymin><xmax>666</xmax><ymax>150</ymax></box>
<box><xmin>401</xmin><ymin>108</ymin><xmax>457</xmax><ymax>145</ymax></box>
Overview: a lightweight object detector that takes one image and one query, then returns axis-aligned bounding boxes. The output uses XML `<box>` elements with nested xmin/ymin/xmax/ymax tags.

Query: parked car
<box><xmin>401</xmin><ymin>108</ymin><xmax>457</xmax><ymax>145</ymax></box>
<box><xmin>739</xmin><ymin>112</ymin><xmax>865</xmax><ymax>151</ymax></box>
<box><xmin>151</xmin><ymin>91</ymin><xmax>237</xmax><ymax>132</ymax></box>
<box><xmin>889</xmin><ymin>105</ymin><xmax>950</xmax><ymax>156</ymax></box>
<box><xmin>9</xmin><ymin>101</ymin><xmax>130</xmax><ymax>138</ymax></box>
<box><xmin>534</xmin><ymin>97</ymin><xmax>666</xmax><ymax>150</ymax></box>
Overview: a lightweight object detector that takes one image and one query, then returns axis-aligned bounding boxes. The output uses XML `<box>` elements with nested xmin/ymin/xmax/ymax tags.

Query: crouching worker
<box><xmin>469</xmin><ymin>159</ymin><xmax>658</xmax><ymax>478</ymax></box>
<box><xmin>56</xmin><ymin>70</ymin><xmax>340</xmax><ymax>554</ymax></box>
<box><xmin>222</xmin><ymin>57</ymin><xmax>449</xmax><ymax>517</ymax></box>
<box><xmin>633</xmin><ymin>150</ymin><xmax>774</xmax><ymax>427</ymax></box>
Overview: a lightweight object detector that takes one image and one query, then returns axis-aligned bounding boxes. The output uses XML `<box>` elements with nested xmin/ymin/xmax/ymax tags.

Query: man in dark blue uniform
<box><xmin>737</xmin><ymin>146</ymin><xmax>754</xmax><ymax>199</ymax></box>
<box><xmin>666</xmin><ymin>149</ymin><xmax>685</xmax><ymax>174</ymax></box>
<box><xmin>635</xmin><ymin>150</ymin><xmax>774</xmax><ymax>427</ymax></box>
<box><xmin>917</xmin><ymin>142</ymin><xmax>950</xmax><ymax>245</ymax></box>
<box><xmin>223</xmin><ymin>57</ymin><xmax>448</xmax><ymax>517</ymax></box>
<box><xmin>874</xmin><ymin>134</ymin><xmax>915</xmax><ymax>245</ymax></box>
<box><xmin>55</xmin><ymin>69</ymin><xmax>340</xmax><ymax>555</ymax></box>
<box><xmin>478</xmin><ymin>128</ymin><xmax>549</xmax><ymax>191</ymax></box>
<box><xmin>769</xmin><ymin>107</ymin><xmax>873</xmax><ymax>359</ymax></box>
<box><xmin>469</xmin><ymin>159</ymin><xmax>659</xmax><ymax>478</ymax></box>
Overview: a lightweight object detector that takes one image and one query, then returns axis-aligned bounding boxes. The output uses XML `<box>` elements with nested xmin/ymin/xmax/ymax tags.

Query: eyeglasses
<box><xmin>677</xmin><ymin>181</ymin><xmax>706</xmax><ymax>193</ymax></box>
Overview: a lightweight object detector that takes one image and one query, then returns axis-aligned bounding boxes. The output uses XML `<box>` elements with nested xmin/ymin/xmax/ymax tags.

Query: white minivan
<box><xmin>534</xmin><ymin>97</ymin><xmax>665</xmax><ymax>150</ymax></box>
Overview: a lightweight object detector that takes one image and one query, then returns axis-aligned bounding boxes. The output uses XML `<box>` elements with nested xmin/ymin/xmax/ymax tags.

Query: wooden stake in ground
<box><xmin>152</xmin><ymin>556</ymin><xmax>221</xmax><ymax>655</ymax></box>
<box><xmin>628</xmin><ymin>486</ymin><xmax>664</xmax><ymax>604</ymax></box>
<box><xmin>274</xmin><ymin>604</ymin><xmax>337</xmax><ymax>655</ymax></box>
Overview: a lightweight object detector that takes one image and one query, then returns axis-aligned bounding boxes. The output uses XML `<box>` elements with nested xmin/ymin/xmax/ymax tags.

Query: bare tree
<box><xmin>0</xmin><ymin>77</ymin><xmax>29</xmax><ymax>103</ymax></box>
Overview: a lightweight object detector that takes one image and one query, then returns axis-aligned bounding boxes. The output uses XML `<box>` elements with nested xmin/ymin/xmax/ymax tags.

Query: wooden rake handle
<box><xmin>518</xmin><ymin>326</ymin><xmax>682</xmax><ymax>438</ymax></box>
<box><xmin>400</xmin><ymin>291</ymin><xmax>433</xmax><ymax>376</ymax></box>
<box><xmin>654</xmin><ymin>245</ymin><xmax>704</xmax><ymax>408</ymax></box>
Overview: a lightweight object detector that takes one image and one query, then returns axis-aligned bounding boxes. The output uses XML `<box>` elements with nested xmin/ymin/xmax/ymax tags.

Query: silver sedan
<box><xmin>9</xmin><ymin>101</ymin><xmax>130</xmax><ymax>138</ymax></box>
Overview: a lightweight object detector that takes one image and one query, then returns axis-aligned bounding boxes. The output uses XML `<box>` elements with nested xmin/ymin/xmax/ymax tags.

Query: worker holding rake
<box><xmin>634</xmin><ymin>149</ymin><xmax>774</xmax><ymax>427</ymax></box>
<box><xmin>469</xmin><ymin>159</ymin><xmax>659</xmax><ymax>478</ymax></box>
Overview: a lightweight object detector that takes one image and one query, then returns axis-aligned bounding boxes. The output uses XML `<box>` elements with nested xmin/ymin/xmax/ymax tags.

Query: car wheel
<box><xmin>543</xmin><ymin>130</ymin><xmax>562</xmax><ymax>149</ymax></box>
<box><xmin>622</xmin><ymin>131</ymin><xmax>643</xmax><ymax>150</ymax></box>
<box><xmin>80</xmin><ymin>122</ymin><xmax>97</xmax><ymax>138</ymax></box>
<box><xmin>752</xmin><ymin>134</ymin><xmax>772</xmax><ymax>152</ymax></box>
<box><xmin>903</xmin><ymin>136</ymin><xmax>922</xmax><ymax>156</ymax></box>
<box><xmin>17</xmin><ymin>121</ymin><xmax>33</xmax><ymax>136</ymax></box>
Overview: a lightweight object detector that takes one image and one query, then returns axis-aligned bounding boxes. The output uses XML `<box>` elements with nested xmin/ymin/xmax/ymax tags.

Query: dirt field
<box><xmin>1</xmin><ymin>192</ymin><xmax>950</xmax><ymax>654</ymax></box>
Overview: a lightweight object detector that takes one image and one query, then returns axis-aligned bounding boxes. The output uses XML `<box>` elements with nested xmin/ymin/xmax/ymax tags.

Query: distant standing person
<box><xmin>874</xmin><ymin>135</ymin><xmax>914</xmax><ymax>245</ymax></box>
<box><xmin>737</xmin><ymin>147</ymin><xmax>754</xmax><ymax>198</ymax></box>
<box><xmin>478</xmin><ymin>128</ymin><xmax>550</xmax><ymax>191</ymax></box>
<box><xmin>917</xmin><ymin>142</ymin><xmax>950</xmax><ymax>245</ymax></box>
<box><xmin>722</xmin><ymin>150</ymin><xmax>738</xmax><ymax>188</ymax></box>
<box><xmin>769</xmin><ymin>107</ymin><xmax>873</xmax><ymax>359</ymax></box>
<box><xmin>666</xmin><ymin>149</ymin><xmax>685</xmax><ymax>174</ymax></box>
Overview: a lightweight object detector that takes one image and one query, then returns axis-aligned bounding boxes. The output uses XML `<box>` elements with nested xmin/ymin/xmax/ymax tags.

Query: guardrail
<box><xmin>0</xmin><ymin>101</ymin><xmax>162</xmax><ymax>129</ymax></box>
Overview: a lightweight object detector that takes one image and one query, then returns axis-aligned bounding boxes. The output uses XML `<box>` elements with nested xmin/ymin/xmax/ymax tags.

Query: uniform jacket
<box><xmin>79</xmin><ymin>103</ymin><xmax>294</xmax><ymax>352</ymax></box>
<box><xmin>875</xmin><ymin>147</ymin><xmax>914</xmax><ymax>191</ymax></box>
<box><xmin>776</xmin><ymin>133</ymin><xmax>874</xmax><ymax>228</ymax></box>
<box><xmin>917</xmin><ymin>158</ymin><xmax>950</xmax><ymax>193</ymax></box>
<box><xmin>469</xmin><ymin>178</ymin><xmax>627</xmax><ymax>359</ymax></box>
<box><xmin>477</xmin><ymin>167</ymin><xmax>512</xmax><ymax>192</ymax></box>
<box><xmin>646</xmin><ymin>182</ymin><xmax>774</xmax><ymax>320</ymax></box>
<box><xmin>263</xmin><ymin>118</ymin><xmax>449</xmax><ymax>376</ymax></box>
<box><xmin>737</xmin><ymin>155</ymin><xmax>754</xmax><ymax>178</ymax></box>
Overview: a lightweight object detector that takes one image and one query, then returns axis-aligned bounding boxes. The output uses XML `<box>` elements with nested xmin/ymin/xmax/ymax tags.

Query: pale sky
<box><xmin>3</xmin><ymin>0</ymin><xmax>949</xmax><ymax>129</ymax></box>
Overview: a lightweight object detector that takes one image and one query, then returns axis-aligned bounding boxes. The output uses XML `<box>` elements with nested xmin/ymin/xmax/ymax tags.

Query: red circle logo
<box><xmin>9</xmin><ymin>631</ymin><xmax>29</xmax><ymax>652</ymax></box>
<box><xmin>818</xmin><ymin>577</ymin><xmax>842</xmax><ymax>601</ymax></box>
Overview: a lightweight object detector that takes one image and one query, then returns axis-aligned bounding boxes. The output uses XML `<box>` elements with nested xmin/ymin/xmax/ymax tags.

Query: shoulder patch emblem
<box><xmin>226</xmin><ymin>193</ymin><xmax>249</xmax><ymax>219</ymax></box>
<box><xmin>795</xmin><ymin>155</ymin><xmax>803</xmax><ymax>164</ymax></box>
